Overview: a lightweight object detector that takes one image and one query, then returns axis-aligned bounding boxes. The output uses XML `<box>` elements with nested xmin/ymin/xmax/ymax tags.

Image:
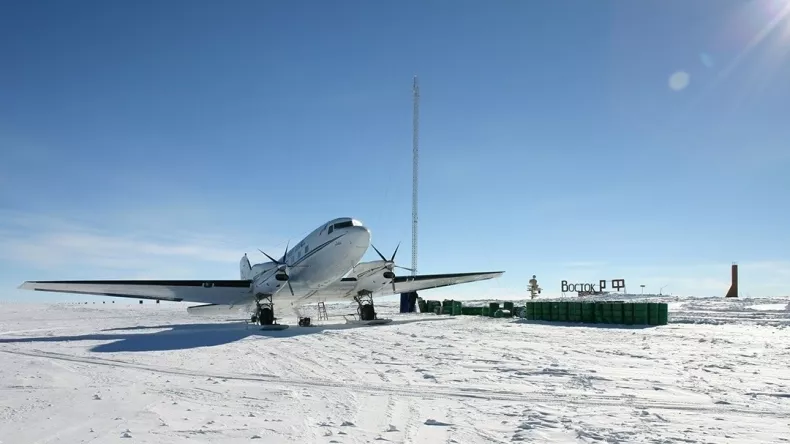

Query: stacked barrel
<box><xmin>413</xmin><ymin>298</ymin><xmax>674</xmax><ymax>326</ymax></box>
<box><xmin>523</xmin><ymin>300</ymin><xmax>669</xmax><ymax>326</ymax></box>
<box><xmin>418</xmin><ymin>299</ymin><xmax>518</xmax><ymax>318</ymax></box>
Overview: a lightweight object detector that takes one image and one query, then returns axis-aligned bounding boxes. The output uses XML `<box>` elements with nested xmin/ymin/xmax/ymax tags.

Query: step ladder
<box><xmin>317</xmin><ymin>301</ymin><xmax>329</xmax><ymax>321</ymax></box>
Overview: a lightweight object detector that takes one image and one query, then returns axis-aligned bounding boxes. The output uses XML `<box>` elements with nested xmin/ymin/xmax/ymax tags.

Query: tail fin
<box><xmin>240</xmin><ymin>254</ymin><xmax>252</xmax><ymax>280</ymax></box>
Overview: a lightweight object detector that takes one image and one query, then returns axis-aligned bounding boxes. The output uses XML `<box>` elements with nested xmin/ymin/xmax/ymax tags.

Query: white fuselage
<box><xmin>245</xmin><ymin>217</ymin><xmax>371</xmax><ymax>302</ymax></box>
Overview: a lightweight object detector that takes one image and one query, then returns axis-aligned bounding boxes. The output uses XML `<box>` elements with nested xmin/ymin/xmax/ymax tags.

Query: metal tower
<box><xmin>411</xmin><ymin>76</ymin><xmax>420</xmax><ymax>277</ymax></box>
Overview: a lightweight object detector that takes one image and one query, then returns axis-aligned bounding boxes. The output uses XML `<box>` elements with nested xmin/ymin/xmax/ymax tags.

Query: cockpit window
<box><xmin>333</xmin><ymin>221</ymin><xmax>353</xmax><ymax>230</ymax></box>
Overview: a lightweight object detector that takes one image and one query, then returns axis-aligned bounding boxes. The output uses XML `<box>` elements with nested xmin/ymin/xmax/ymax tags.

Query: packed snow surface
<box><xmin>1</xmin><ymin>296</ymin><xmax>788</xmax><ymax>443</ymax></box>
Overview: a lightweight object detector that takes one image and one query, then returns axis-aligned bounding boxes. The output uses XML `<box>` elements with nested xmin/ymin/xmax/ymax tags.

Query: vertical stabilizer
<box><xmin>240</xmin><ymin>254</ymin><xmax>252</xmax><ymax>280</ymax></box>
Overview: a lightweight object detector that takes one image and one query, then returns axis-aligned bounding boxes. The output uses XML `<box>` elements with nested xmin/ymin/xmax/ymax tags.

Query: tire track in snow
<box><xmin>3</xmin><ymin>348</ymin><xmax>786</xmax><ymax>417</ymax></box>
<box><xmin>294</xmin><ymin>334</ymin><xmax>381</xmax><ymax>383</ymax></box>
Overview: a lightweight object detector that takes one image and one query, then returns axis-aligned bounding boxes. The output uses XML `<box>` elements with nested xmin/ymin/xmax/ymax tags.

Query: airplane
<box><xmin>18</xmin><ymin>217</ymin><xmax>505</xmax><ymax>327</ymax></box>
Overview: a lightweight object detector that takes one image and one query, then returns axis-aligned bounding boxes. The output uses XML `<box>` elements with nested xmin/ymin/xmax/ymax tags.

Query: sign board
<box><xmin>561</xmin><ymin>279</ymin><xmax>626</xmax><ymax>296</ymax></box>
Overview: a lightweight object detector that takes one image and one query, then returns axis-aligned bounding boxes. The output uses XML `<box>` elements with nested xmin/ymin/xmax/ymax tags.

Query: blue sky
<box><xmin>1</xmin><ymin>0</ymin><xmax>789</xmax><ymax>302</ymax></box>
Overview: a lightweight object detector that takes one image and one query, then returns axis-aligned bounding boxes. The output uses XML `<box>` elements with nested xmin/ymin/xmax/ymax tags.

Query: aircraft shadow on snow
<box><xmin>0</xmin><ymin>317</ymin><xmax>452</xmax><ymax>353</ymax></box>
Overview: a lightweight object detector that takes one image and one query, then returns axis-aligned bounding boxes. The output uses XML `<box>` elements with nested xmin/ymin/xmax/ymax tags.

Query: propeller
<box><xmin>370</xmin><ymin>242</ymin><xmax>415</xmax><ymax>293</ymax></box>
<box><xmin>258</xmin><ymin>241</ymin><xmax>296</xmax><ymax>296</ymax></box>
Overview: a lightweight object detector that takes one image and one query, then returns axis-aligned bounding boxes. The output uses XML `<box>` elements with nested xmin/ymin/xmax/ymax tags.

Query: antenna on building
<box><xmin>411</xmin><ymin>75</ymin><xmax>420</xmax><ymax>277</ymax></box>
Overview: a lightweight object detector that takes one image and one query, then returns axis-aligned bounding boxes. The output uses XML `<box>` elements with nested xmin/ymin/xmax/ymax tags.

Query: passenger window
<box><xmin>328</xmin><ymin>226</ymin><xmax>333</xmax><ymax>234</ymax></box>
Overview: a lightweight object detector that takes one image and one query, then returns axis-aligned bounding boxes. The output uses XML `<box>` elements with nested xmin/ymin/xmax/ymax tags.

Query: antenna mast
<box><xmin>411</xmin><ymin>75</ymin><xmax>420</xmax><ymax>277</ymax></box>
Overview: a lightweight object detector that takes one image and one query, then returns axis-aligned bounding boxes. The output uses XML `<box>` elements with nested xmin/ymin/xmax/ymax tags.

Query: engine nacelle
<box><xmin>253</xmin><ymin>270</ymin><xmax>286</xmax><ymax>294</ymax></box>
<box><xmin>349</xmin><ymin>260</ymin><xmax>396</xmax><ymax>295</ymax></box>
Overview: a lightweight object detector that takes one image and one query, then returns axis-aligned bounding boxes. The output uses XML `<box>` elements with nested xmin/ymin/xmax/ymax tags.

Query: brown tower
<box><xmin>725</xmin><ymin>263</ymin><xmax>738</xmax><ymax>298</ymax></box>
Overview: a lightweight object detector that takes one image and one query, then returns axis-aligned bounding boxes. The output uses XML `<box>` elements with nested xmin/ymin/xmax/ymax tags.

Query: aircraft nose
<box><xmin>350</xmin><ymin>225</ymin><xmax>371</xmax><ymax>249</ymax></box>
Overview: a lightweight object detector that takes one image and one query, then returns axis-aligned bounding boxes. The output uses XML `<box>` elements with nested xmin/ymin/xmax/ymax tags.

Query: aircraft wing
<box><xmin>18</xmin><ymin>280</ymin><xmax>253</xmax><ymax>305</ymax></box>
<box><xmin>386</xmin><ymin>271</ymin><xmax>504</xmax><ymax>296</ymax></box>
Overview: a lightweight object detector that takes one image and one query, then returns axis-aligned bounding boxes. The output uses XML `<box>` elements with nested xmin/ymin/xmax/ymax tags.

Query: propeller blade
<box><xmin>283</xmin><ymin>240</ymin><xmax>290</xmax><ymax>265</ymax></box>
<box><xmin>258</xmin><ymin>249</ymin><xmax>280</xmax><ymax>264</ymax></box>
<box><xmin>392</xmin><ymin>276</ymin><xmax>397</xmax><ymax>294</ymax></box>
<box><xmin>371</xmin><ymin>244</ymin><xmax>388</xmax><ymax>262</ymax></box>
<box><xmin>390</xmin><ymin>242</ymin><xmax>400</xmax><ymax>262</ymax></box>
<box><xmin>287</xmin><ymin>279</ymin><xmax>295</xmax><ymax>297</ymax></box>
<box><xmin>394</xmin><ymin>265</ymin><xmax>415</xmax><ymax>272</ymax></box>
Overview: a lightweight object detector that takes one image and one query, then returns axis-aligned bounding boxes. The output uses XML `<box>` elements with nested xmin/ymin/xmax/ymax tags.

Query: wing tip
<box><xmin>481</xmin><ymin>271</ymin><xmax>505</xmax><ymax>278</ymax></box>
<box><xmin>18</xmin><ymin>281</ymin><xmax>36</xmax><ymax>290</ymax></box>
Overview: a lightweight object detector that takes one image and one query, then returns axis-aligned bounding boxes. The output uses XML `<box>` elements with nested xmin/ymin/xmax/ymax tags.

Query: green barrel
<box><xmin>623</xmin><ymin>303</ymin><xmax>634</xmax><ymax>325</ymax></box>
<box><xmin>648</xmin><ymin>303</ymin><xmax>660</xmax><ymax>325</ymax></box>
<box><xmin>525</xmin><ymin>302</ymin><xmax>535</xmax><ymax>320</ymax></box>
<box><xmin>503</xmin><ymin>301</ymin><xmax>515</xmax><ymax>313</ymax></box>
<box><xmin>603</xmin><ymin>302</ymin><xmax>614</xmax><ymax>324</ymax></box>
<box><xmin>658</xmin><ymin>303</ymin><xmax>669</xmax><ymax>325</ymax></box>
<box><xmin>581</xmin><ymin>302</ymin><xmax>595</xmax><ymax>323</ymax></box>
<box><xmin>539</xmin><ymin>302</ymin><xmax>548</xmax><ymax>320</ymax></box>
<box><xmin>611</xmin><ymin>302</ymin><xmax>624</xmax><ymax>324</ymax></box>
<box><xmin>434</xmin><ymin>305</ymin><xmax>441</xmax><ymax>315</ymax></box>
<box><xmin>558</xmin><ymin>301</ymin><xmax>569</xmax><ymax>322</ymax></box>
<box><xmin>570</xmin><ymin>302</ymin><xmax>582</xmax><ymax>322</ymax></box>
<box><xmin>593</xmin><ymin>302</ymin><xmax>603</xmax><ymax>323</ymax></box>
<box><xmin>550</xmin><ymin>302</ymin><xmax>560</xmax><ymax>321</ymax></box>
<box><xmin>531</xmin><ymin>302</ymin><xmax>539</xmax><ymax>320</ymax></box>
<box><xmin>452</xmin><ymin>301</ymin><xmax>462</xmax><ymax>316</ymax></box>
<box><xmin>632</xmin><ymin>303</ymin><xmax>648</xmax><ymax>324</ymax></box>
<box><xmin>468</xmin><ymin>306</ymin><xmax>484</xmax><ymax>316</ymax></box>
<box><xmin>489</xmin><ymin>302</ymin><xmax>500</xmax><ymax>313</ymax></box>
<box><xmin>481</xmin><ymin>306</ymin><xmax>490</xmax><ymax>317</ymax></box>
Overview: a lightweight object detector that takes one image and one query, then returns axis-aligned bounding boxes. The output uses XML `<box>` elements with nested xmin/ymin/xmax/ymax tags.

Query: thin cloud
<box><xmin>0</xmin><ymin>210</ymin><xmax>279</xmax><ymax>276</ymax></box>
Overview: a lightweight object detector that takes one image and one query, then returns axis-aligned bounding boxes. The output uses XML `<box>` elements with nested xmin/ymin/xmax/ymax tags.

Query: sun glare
<box><xmin>669</xmin><ymin>71</ymin><xmax>691</xmax><ymax>91</ymax></box>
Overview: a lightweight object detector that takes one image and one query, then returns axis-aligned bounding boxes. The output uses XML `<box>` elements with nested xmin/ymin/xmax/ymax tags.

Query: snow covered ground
<box><xmin>1</xmin><ymin>296</ymin><xmax>788</xmax><ymax>443</ymax></box>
